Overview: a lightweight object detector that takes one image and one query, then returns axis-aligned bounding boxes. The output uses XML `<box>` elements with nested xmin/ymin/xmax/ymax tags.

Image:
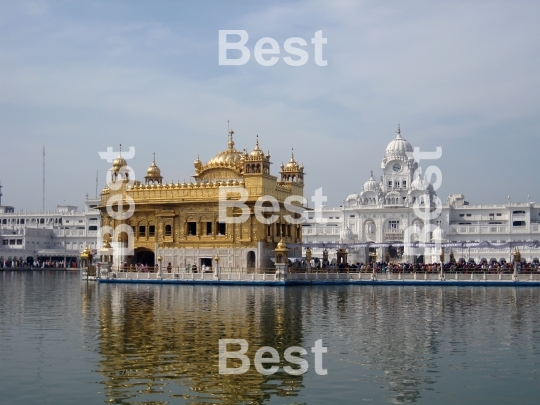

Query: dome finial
<box><xmin>256</xmin><ymin>134</ymin><xmax>259</xmax><ymax>147</ymax></box>
<box><xmin>370</xmin><ymin>170</ymin><xmax>373</xmax><ymax>178</ymax></box>
<box><xmin>396</xmin><ymin>123</ymin><xmax>401</xmax><ymax>137</ymax></box>
<box><xmin>119</xmin><ymin>143</ymin><xmax>122</xmax><ymax>154</ymax></box>
<box><xmin>228</xmin><ymin>129</ymin><xmax>235</xmax><ymax>150</ymax></box>
<box><xmin>194</xmin><ymin>154</ymin><xmax>202</xmax><ymax>171</ymax></box>
<box><xmin>152</xmin><ymin>152</ymin><xmax>155</xmax><ymax>164</ymax></box>
<box><xmin>291</xmin><ymin>148</ymin><xmax>295</xmax><ymax>161</ymax></box>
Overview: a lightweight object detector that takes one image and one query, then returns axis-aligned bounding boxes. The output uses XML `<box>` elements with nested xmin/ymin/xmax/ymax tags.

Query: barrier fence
<box><xmin>94</xmin><ymin>270</ymin><xmax>540</xmax><ymax>282</ymax></box>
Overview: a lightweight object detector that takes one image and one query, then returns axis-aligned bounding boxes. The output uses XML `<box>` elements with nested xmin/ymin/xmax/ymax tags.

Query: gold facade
<box><xmin>98</xmin><ymin>131</ymin><xmax>304</xmax><ymax>269</ymax></box>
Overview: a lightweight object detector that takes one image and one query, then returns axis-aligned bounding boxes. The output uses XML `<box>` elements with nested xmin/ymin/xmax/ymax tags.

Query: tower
<box><xmin>279</xmin><ymin>149</ymin><xmax>304</xmax><ymax>186</ymax></box>
<box><xmin>379</xmin><ymin>124</ymin><xmax>418</xmax><ymax>205</ymax></box>
<box><xmin>244</xmin><ymin>135</ymin><xmax>271</xmax><ymax>175</ymax></box>
<box><xmin>111</xmin><ymin>144</ymin><xmax>129</xmax><ymax>182</ymax></box>
<box><xmin>144</xmin><ymin>153</ymin><xmax>163</xmax><ymax>185</ymax></box>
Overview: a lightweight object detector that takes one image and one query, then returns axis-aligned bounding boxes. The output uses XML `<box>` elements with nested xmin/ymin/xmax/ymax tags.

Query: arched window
<box><xmin>365</xmin><ymin>221</ymin><xmax>375</xmax><ymax>234</ymax></box>
<box><xmin>247</xmin><ymin>251</ymin><xmax>256</xmax><ymax>268</ymax></box>
<box><xmin>165</xmin><ymin>224</ymin><xmax>172</xmax><ymax>236</ymax></box>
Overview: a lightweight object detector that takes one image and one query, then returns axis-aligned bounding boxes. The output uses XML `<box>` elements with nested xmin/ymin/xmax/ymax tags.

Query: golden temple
<box><xmin>97</xmin><ymin>130</ymin><xmax>305</xmax><ymax>270</ymax></box>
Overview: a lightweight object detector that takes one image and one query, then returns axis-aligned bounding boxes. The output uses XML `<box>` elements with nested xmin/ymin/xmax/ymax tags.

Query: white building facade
<box><xmin>302</xmin><ymin>126</ymin><xmax>540</xmax><ymax>265</ymax></box>
<box><xmin>0</xmin><ymin>196</ymin><xmax>101</xmax><ymax>267</ymax></box>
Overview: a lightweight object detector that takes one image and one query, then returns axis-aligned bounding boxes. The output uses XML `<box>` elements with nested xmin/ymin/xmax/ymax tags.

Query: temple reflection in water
<box><xmin>87</xmin><ymin>283</ymin><xmax>306</xmax><ymax>404</ymax></box>
<box><xmin>80</xmin><ymin>284</ymin><xmax>538</xmax><ymax>404</ymax></box>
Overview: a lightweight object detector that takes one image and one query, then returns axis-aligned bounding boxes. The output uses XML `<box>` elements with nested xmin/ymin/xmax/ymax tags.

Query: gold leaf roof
<box><xmin>206</xmin><ymin>130</ymin><xmax>246</xmax><ymax>166</ymax></box>
<box><xmin>146</xmin><ymin>153</ymin><xmax>162</xmax><ymax>177</ymax></box>
<box><xmin>282</xmin><ymin>149</ymin><xmax>301</xmax><ymax>172</ymax></box>
<box><xmin>249</xmin><ymin>135</ymin><xmax>266</xmax><ymax>159</ymax></box>
<box><xmin>111</xmin><ymin>144</ymin><xmax>127</xmax><ymax>172</ymax></box>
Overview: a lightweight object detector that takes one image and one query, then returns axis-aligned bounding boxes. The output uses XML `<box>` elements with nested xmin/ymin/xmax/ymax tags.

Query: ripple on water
<box><xmin>1</xmin><ymin>274</ymin><xmax>540</xmax><ymax>404</ymax></box>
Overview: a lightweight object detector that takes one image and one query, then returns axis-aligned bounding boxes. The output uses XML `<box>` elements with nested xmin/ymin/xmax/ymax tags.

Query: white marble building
<box><xmin>0</xmin><ymin>194</ymin><xmax>101</xmax><ymax>266</ymax></box>
<box><xmin>302</xmin><ymin>126</ymin><xmax>540</xmax><ymax>264</ymax></box>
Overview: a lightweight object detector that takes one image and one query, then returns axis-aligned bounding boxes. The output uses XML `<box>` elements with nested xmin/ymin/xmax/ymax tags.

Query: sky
<box><xmin>1</xmin><ymin>0</ymin><xmax>539</xmax><ymax>211</ymax></box>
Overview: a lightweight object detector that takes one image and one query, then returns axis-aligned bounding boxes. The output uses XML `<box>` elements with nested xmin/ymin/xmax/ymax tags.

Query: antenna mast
<box><xmin>42</xmin><ymin>146</ymin><xmax>45</xmax><ymax>211</ymax></box>
<box><xmin>95</xmin><ymin>170</ymin><xmax>98</xmax><ymax>199</ymax></box>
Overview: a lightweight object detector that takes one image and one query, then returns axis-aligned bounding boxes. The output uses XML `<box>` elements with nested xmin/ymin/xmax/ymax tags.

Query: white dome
<box><xmin>386</xmin><ymin>132</ymin><xmax>413</xmax><ymax>158</ymax></box>
<box><xmin>362</xmin><ymin>173</ymin><xmax>380</xmax><ymax>193</ymax></box>
<box><xmin>346</xmin><ymin>193</ymin><xmax>359</xmax><ymax>201</ymax></box>
<box><xmin>340</xmin><ymin>226</ymin><xmax>354</xmax><ymax>241</ymax></box>
<box><xmin>382</xmin><ymin>125</ymin><xmax>413</xmax><ymax>166</ymax></box>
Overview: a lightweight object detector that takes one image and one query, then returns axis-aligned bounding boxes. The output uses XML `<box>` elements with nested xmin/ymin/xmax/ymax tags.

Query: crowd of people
<box><xmin>119</xmin><ymin>262</ymin><xmax>157</xmax><ymax>272</ymax></box>
<box><xmin>118</xmin><ymin>262</ymin><xmax>213</xmax><ymax>273</ymax></box>
<box><xmin>0</xmin><ymin>259</ymin><xmax>77</xmax><ymax>269</ymax></box>
<box><xmin>290</xmin><ymin>259</ymin><xmax>540</xmax><ymax>274</ymax></box>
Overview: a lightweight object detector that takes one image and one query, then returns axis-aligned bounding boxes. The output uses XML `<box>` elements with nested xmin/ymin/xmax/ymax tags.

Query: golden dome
<box><xmin>283</xmin><ymin>149</ymin><xmax>300</xmax><ymax>172</ymax></box>
<box><xmin>276</xmin><ymin>237</ymin><xmax>288</xmax><ymax>251</ymax></box>
<box><xmin>112</xmin><ymin>144</ymin><xmax>127</xmax><ymax>172</ymax></box>
<box><xmin>194</xmin><ymin>154</ymin><xmax>203</xmax><ymax>171</ymax></box>
<box><xmin>146</xmin><ymin>153</ymin><xmax>161</xmax><ymax>177</ymax></box>
<box><xmin>250</xmin><ymin>135</ymin><xmax>265</xmax><ymax>159</ymax></box>
<box><xmin>207</xmin><ymin>130</ymin><xmax>245</xmax><ymax>165</ymax></box>
<box><xmin>147</xmin><ymin>163</ymin><xmax>160</xmax><ymax>176</ymax></box>
<box><xmin>112</xmin><ymin>155</ymin><xmax>127</xmax><ymax>171</ymax></box>
<box><xmin>80</xmin><ymin>244</ymin><xmax>91</xmax><ymax>259</ymax></box>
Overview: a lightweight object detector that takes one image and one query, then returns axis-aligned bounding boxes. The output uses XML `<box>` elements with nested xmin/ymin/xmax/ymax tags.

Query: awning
<box><xmin>288</xmin><ymin>241</ymin><xmax>540</xmax><ymax>249</ymax></box>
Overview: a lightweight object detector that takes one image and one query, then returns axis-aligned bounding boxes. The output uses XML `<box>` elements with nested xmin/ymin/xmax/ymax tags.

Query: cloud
<box><xmin>0</xmin><ymin>0</ymin><xmax>539</xmax><ymax>210</ymax></box>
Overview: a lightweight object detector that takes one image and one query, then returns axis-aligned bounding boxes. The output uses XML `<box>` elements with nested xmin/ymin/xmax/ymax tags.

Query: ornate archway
<box><xmin>134</xmin><ymin>248</ymin><xmax>154</xmax><ymax>266</ymax></box>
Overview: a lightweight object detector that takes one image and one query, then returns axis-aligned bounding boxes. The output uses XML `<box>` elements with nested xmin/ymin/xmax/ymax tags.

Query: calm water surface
<box><xmin>1</xmin><ymin>271</ymin><xmax>539</xmax><ymax>404</ymax></box>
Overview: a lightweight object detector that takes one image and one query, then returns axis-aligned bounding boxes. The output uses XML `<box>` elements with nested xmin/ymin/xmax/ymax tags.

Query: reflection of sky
<box><xmin>1</xmin><ymin>272</ymin><xmax>540</xmax><ymax>404</ymax></box>
<box><xmin>93</xmin><ymin>284</ymin><xmax>540</xmax><ymax>404</ymax></box>
<box><xmin>1</xmin><ymin>2</ymin><xmax>540</xmax><ymax>209</ymax></box>
<box><xmin>0</xmin><ymin>272</ymin><xmax>103</xmax><ymax>405</ymax></box>
<box><xmin>290</xmin><ymin>286</ymin><xmax>540</xmax><ymax>404</ymax></box>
